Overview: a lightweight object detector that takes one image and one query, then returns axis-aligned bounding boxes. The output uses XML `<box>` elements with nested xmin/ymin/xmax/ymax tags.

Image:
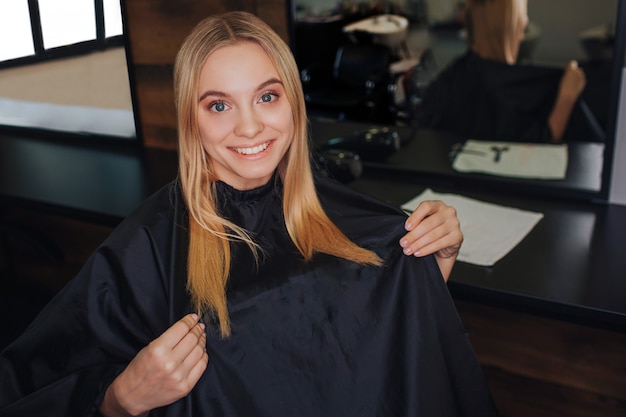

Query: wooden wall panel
<box><xmin>131</xmin><ymin>65</ymin><xmax>177</xmax><ymax>149</ymax></box>
<box><xmin>1</xmin><ymin>207</ymin><xmax>113</xmax><ymax>295</ymax></box>
<box><xmin>256</xmin><ymin>0</ymin><xmax>290</xmax><ymax>41</ymax></box>
<box><xmin>455</xmin><ymin>300</ymin><xmax>626</xmax><ymax>417</ymax></box>
<box><xmin>123</xmin><ymin>0</ymin><xmax>289</xmax><ymax>149</ymax></box>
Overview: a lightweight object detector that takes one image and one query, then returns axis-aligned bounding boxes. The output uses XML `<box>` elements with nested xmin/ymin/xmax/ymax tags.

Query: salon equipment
<box><xmin>313</xmin><ymin>149</ymin><xmax>363</xmax><ymax>183</ymax></box>
<box><xmin>320</xmin><ymin>127</ymin><xmax>401</xmax><ymax>161</ymax></box>
<box><xmin>301</xmin><ymin>43</ymin><xmax>395</xmax><ymax>124</ymax></box>
<box><xmin>343</xmin><ymin>14</ymin><xmax>410</xmax><ymax>56</ymax></box>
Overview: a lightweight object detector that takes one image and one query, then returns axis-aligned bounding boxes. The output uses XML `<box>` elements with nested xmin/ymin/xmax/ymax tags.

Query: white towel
<box><xmin>402</xmin><ymin>189</ymin><xmax>543</xmax><ymax>267</ymax></box>
<box><xmin>452</xmin><ymin>140</ymin><xmax>568</xmax><ymax>179</ymax></box>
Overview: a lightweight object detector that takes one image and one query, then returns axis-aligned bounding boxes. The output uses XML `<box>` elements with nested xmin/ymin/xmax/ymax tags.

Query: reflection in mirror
<box><xmin>292</xmin><ymin>0</ymin><xmax>624</xmax><ymax>198</ymax></box>
<box><xmin>0</xmin><ymin>0</ymin><xmax>137</xmax><ymax>141</ymax></box>
<box><xmin>413</xmin><ymin>0</ymin><xmax>616</xmax><ymax>145</ymax></box>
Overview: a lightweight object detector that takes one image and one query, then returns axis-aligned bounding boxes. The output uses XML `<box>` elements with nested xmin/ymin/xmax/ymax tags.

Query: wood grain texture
<box><xmin>1</xmin><ymin>207</ymin><xmax>112</xmax><ymax>294</ymax></box>
<box><xmin>456</xmin><ymin>299</ymin><xmax>626</xmax><ymax>417</ymax></box>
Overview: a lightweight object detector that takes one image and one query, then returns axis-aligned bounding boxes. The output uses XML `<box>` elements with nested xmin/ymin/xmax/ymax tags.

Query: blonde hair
<box><xmin>174</xmin><ymin>11</ymin><xmax>382</xmax><ymax>337</ymax></box>
<box><xmin>466</xmin><ymin>0</ymin><xmax>528</xmax><ymax>64</ymax></box>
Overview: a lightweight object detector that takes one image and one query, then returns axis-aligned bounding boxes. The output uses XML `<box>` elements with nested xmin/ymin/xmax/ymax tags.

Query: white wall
<box><xmin>528</xmin><ymin>0</ymin><xmax>617</xmax><ymax>66</ymax></box>
<box><xmin>0</xmin><ymin>48</ymin><xmax>135</xmax><ymax>138</ymax></box>
<box><xmin>610</xmin><ymin>66</ymin><xmax>626</xmax><ymax>205</ymax></box>
<box><xmin>0</xmin><ymin>48</ymin><xmax>132</xmax><ymax>110</ymax></box>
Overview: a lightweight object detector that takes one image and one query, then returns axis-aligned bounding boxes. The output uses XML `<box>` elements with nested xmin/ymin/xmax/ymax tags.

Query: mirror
<box><xmin>291</xmin><ymin>0</ymin><xmax>625</xmax><ymax>200</ymax></box>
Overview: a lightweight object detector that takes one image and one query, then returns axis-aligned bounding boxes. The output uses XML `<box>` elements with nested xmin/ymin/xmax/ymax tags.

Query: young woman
<box><xmin>418</xmin><ymin>0</ymin><xmax>591</xmax><ymax>143</ymax></box>
<box><xmin>0</xmin><ymin>12</ymin><xmax>495</xmax><ymax>417</ymax></box>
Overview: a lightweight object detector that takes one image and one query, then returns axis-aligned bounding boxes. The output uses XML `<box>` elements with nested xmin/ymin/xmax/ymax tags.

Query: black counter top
<box><xmin>309</xmin><ymin>118</ymin><xmax>606</xmax><ymax>199</ymax></box>
<box><xmin>0</xmin><ymin>132</ymin><xmax>177</xmax><ymax>225</ymax></box>
<box><xmin>1</xmin><ymin>130</ymin><xmax>624</xmax><ymax>332</ymax></box>
<box><xmin>347</xmin><ymin>171</ymin><xmax>626</xmax><ymax>332</ymax></box>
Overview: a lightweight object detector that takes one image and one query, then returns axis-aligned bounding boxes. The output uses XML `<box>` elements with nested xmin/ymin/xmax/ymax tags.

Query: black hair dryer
<box><xmin>313</xmin><ymin>149</ymin><xmax>363</xmax><ymax>183</ymax></box>
<box><xmin>320</xmin><ymin>127</ymin><xmax>400</xmax><ymax>162</ymax></box>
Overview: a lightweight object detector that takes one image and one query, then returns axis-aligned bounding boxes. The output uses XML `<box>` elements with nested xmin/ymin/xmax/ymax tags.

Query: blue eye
<box><xmin>210</xmin><ymin>101</ymin><xmax>227</xmax><ymax>112</ymax></box>
<box><xmin>260</xmin><ymin>93</ymin><xmax>276</xmax><ymax>103</ymax></box>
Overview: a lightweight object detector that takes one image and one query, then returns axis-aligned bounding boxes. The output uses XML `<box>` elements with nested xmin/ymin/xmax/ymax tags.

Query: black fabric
<box><xmin>0</xmin><ymin>176</ymin><xmax>498</xmax><ymax>416</ymax></box>
<box><xmin>417</xmin><ymin>51</ymin><xmax>605</xmax><ymax>143</ymax></box>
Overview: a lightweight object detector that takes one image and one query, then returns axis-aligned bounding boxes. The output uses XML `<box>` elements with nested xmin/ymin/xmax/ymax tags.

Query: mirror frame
<box><xmin>599</xmin><ymin>0</ymin><xmax>626</xmax><ymax>202</ymax></box>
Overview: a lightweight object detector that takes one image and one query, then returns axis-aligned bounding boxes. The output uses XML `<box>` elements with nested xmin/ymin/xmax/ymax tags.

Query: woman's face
<box><xmin>196</xmin><ymin>41</ymin><xmax>294</xmax><ymax>190</ymax></box>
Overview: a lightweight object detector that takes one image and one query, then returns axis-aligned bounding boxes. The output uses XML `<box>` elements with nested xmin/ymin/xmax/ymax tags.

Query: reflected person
<box><xmin>417</xmin><ymin>0</ymin><xmax>590</xmax><ymax>143</ymax></box>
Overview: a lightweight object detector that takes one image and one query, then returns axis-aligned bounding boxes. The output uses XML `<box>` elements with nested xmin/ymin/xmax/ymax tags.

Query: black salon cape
<box><xmin>0</xmin><ymin>176</ymin><xmax>497</xmax><ymax>416</ymax></box>
<box><xmin>417</xmin><ymin>51</ymin><xmax>605</xmax><ymax>143</ymax></box>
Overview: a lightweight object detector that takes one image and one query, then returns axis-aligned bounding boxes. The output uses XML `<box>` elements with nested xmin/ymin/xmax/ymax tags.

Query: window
<box><xmin>0</xmin><ymin>0</ymin><xmax>124</xmax><ymax>68</ymax></box>
<box><xmin>0</xmin><ymin>0</ymin><xmax>138</xmax><ymax>142</ymax></box>
<box><xmin>0</xmin><ymin>1</ymin><xmax>34</xmax><ymax>62</ymax></box>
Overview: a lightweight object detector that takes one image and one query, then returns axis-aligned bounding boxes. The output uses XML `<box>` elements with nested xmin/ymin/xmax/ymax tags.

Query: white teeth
<box><xmin>234</xmin><ymin>142</ymin><xmax>269</xmax><ymax>155</ymax></box>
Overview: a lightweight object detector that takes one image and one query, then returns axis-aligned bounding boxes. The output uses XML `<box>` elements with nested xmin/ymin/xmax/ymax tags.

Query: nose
<box><xmin>234</xmin><ymin>107</ymin><xmax>263</xmax><ymax>138</ymax></box>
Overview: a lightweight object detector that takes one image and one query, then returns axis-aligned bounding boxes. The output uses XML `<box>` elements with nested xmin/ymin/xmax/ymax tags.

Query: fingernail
<box><xmin>403</xmin><ymin>247</ymin><xmax>413</xmax><ymax>255</ymax></box>
<box><xmin>400</xmin><ymin>239</ymin><xmax>407</xmax><ymax>248</ymax></box>
<box><xmin>199</xmin><ymin>322</ymin><xmax>206</xmax><ymax>330</ymax></box>
<box><xmin>192</xmin><ymin>313</ymin><xmax>199</xmax><ymax>321</ymax></box>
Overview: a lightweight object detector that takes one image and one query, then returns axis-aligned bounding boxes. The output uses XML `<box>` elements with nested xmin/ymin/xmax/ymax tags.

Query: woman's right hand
<box><xmin>549</xmin><ymin>60</ymin><xmax>586</xmax><ymax>142</ymax></box>
<box><xmin>99</xmin><ymin>313</ymin><xmax>209</xmax><ymax>417</ymax></box>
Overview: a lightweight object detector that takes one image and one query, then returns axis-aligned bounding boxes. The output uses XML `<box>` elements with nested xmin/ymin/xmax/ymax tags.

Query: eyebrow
<box><xmin>198</xmin><ymin>78</ymin><xmax>283</xmax><ymax>102</ymax></box>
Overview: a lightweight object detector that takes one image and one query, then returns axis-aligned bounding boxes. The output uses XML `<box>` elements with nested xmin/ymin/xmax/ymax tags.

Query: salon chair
<box><xmin>301</xmin><ymin>42</ymin><xmax>396</xmax><ymax>124</ymax></box>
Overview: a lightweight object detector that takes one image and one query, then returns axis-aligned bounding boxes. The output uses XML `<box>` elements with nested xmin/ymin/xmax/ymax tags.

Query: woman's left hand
<box><xmin>399</xmin><ymin>200</ymin><xmax>463</xmax><ymax>281</ymax></box>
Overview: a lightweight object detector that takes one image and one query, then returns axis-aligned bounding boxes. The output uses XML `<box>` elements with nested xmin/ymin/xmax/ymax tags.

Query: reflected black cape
<box><xmin>418</xmin><ymin>51</ymin><xmax>605</xmax><ymax>142</ymax></box>
<box><xmin>0</xmin><ymin>176</ymin><xmax>497</xmax><ymax>416</ymax></box>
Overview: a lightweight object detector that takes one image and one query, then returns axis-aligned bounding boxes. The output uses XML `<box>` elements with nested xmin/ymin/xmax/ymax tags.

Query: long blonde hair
<box><xmin>174</xmin><ymin>11</ymin><xmax>382</xmax><ymax>337</ymax></box>
<box><xmin>466</xmin><ymin>0</ymin><xmax>528</xmax><ymax>64</ymax></box>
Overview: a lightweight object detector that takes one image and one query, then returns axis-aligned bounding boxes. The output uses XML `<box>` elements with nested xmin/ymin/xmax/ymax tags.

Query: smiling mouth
<box><xmin>233</xmin><ymin>141</ymin><xmax>270</xmax><ymax>155</ymax></box>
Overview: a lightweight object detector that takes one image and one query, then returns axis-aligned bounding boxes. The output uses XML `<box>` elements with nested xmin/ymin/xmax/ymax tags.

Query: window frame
<box><xmin>0</xmin><ymin>0</ymin><xmax>124</xmax><ymax>70</ymax></box>
<box><xmin>0</xmin><ymin>0</ymin><xmax>143</xmax><ymax>147</ymax></box>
